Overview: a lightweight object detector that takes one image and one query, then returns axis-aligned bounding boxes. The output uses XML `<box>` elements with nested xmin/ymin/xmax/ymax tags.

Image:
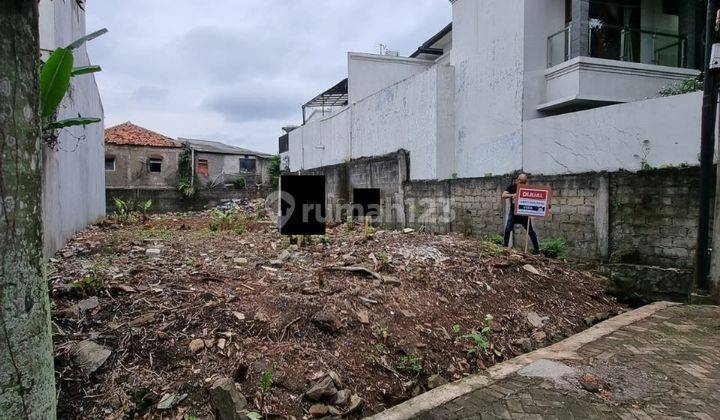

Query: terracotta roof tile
<box><xmin>105</xmin><ymin>122</ymin><xmax>182</xmax><ymax>148</ymax></box>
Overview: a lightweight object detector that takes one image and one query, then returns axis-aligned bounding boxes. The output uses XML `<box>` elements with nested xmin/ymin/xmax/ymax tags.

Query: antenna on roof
<box><xmin>375</xmin><ymin>42</ymin><xmax>398</xmax><ymax>57</ymax></box>
<box><xmin>375</xmin><ymin>42</ymin><xmax>388</xmax><ymax>55</ymax></box>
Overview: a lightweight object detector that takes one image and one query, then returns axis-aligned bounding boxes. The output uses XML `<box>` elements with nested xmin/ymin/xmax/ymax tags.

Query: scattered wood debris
<box><xmin>50</xmin><ymin>203</ymin><xmax>624</xmax><ymax>418</ymax></box>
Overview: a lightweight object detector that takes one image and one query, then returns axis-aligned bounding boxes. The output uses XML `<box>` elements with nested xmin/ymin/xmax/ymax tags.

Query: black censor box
<box><xmin>352</xmin><ymin>188</ymin><xmax>381</xmax><ymax>220</ymax></box>
<box><xmin>278</xmin><ymin>175</ymin><xmax>326</xmax><ymax>235</ymax></box>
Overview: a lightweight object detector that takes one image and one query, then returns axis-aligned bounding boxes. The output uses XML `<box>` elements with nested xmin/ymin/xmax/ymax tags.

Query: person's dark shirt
<box><xmin>505</xmin><ymin>184</ymin><xmax>517</xmax><ymax>214</ymax></box>
<box><xmin>504</xmin><ymin>183</ymin><xmax>529</xmax><ymax>223</ymax></box>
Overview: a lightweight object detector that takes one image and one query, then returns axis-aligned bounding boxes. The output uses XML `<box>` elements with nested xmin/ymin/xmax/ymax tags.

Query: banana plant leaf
<box><xmin>71</xmin><ymin>65</ymin><xmax>102</xmax><ymax>77</ymax></box>
<box><xmin>40</xmin><ymin>48</ymin><xmax>74</xmax><ymax>119</ymax></box>
<box><xmin>67</xmin><ymin>28</ymin><xmax>108</xmax><ymax>50</ymax></box>
<box><xmin>45</xmin><ymin>117</ymin><xmax>101</xmax><ymax>130</ymax></box>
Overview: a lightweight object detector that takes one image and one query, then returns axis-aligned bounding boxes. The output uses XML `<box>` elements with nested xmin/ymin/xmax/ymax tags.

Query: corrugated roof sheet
<box><xmin>180</xmin><ymin>138</ymin><xmax>271</xmax><ymax>158</ymax></box>
<box><xmin>105</xmin><ymin>122</ymin><xmax>182</xmax><ymax>148</ymax></box>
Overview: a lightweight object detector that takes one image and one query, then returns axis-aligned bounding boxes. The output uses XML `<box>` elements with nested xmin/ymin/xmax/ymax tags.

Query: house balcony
<box><xmin>538</xmin><ymin>20</ymin><xmax>700</xmax><ymax>113</ymax></box>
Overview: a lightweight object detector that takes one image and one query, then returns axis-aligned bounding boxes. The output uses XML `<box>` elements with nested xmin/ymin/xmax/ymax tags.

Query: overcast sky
<box><xmin>86</xmin><ymin>1</ymin><xmax>451</xmax><ymax>154</ymax></box>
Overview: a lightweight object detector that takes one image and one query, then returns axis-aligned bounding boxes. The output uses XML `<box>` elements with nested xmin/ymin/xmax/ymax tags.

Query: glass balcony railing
<box><xmin>547</xmin><ymin>23</ymin><xmax>688</xmax><ymax>69</ymax></box>
<box><xmin>547</xmin><ymin>25</ymin><xmax>571</xmax><ymax>68</ymax></box>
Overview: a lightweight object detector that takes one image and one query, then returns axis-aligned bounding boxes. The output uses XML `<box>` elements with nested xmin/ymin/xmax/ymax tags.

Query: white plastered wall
<box><xmin>450</xmin><ymin>0</ymin><xmax>525</xmax><ymax>178</ymax></box>
<box><xmin>39</xmin><ymin>0</ymin><xmax>106</xmax><ymax>257</ymax></box>
<box><xmin>523</xmin><ymin>92</ymin><xmax>702</xmax><ymax>175</ymax></box>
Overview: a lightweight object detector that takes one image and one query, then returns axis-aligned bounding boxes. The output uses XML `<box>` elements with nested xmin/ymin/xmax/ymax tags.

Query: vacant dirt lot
<box><xmin>49</xmin><ymin>202</ymin><xmax>624</xmax><ymax>419</ymax></box>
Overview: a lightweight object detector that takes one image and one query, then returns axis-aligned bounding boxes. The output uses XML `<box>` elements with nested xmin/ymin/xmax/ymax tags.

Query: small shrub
<box><xmin>139</xmin><ymin>199</ymin><xmax>153</xmax><ymax>221</ymax></box>
<box><xmin>113</xmin><ymin>198</ymin><xmax>130</xmax><ymax>222</ymax></box>
<box><xmin>377</xmin><ymin>251</ymin><xmax>390</xmax><ymax>272</ymax></box>
<box><xmin>395</xmin><ymin>354</ymin><xmax>423</xmax><ymax>376</ymax></box>
<box><xmin>248</xmin><ymin>371</ymin><xmax>272</xmax><ymax>420</ymax></box>
<box><xmin>540</xmin><ymin>237</ymin><xmax>568</xmax><ymax>259</ymax></box>
<box><xmin>209</xmin><ymin>209</ymin><xmax>236</xmax><ymax>231</ymax></box>
<box><xmin>658</xmin><ymin>75</ymin><xmax>703</xmax><ymax>97</ymax></box>
<box><xmin>71</xmin><ymin>274</ymin><xmax>106</xmax><ymax>296</ymax></box>
<box><xmin>177</xmin><ymin>179</ymin><xmax>197</xmax><ymax>199</ymax></box>
<box><xmin>234</xmin><ymin>224</ymin><xmax>247</xmax><ymax>235</ymax></box>
<box><xmin>485</xmin><ymin>234</ymin><xmax>504</xmax><ymax>246</ymax></box>
<box><xmin>234</xmin><ymin>177</ymin><xmax>246</xmax><ymax>189</ymax></box>
<box><xmin>460</xmin><ymin>330</ymin><xmax>490</xmax><ymax>354</ymax></box>
<box><xmin>456</xmin><ymin>314</ymin><xmax>495</xmax><ymax>356</ymax></box>
<box><xmin>268</xmin><ymin>154</ymin><xmax>281</xmax><ymax>188</ymax></box>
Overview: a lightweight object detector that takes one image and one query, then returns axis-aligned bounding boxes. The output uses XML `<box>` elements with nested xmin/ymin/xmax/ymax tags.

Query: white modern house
<box><xmin>288</xmin><ymin>0</ymin><xmax>704</xmax><ymax>181</ymax></box>
<box><xmin>39</xmin><ymin>0</ymin><xmax>106</xmax><ymax>256</ymax></box>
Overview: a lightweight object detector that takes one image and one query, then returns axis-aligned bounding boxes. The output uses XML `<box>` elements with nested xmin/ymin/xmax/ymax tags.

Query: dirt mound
<box><xmin>50</xmin><ymin>211</ymin><xmax>624</xmax><ymax>418</ymax></box>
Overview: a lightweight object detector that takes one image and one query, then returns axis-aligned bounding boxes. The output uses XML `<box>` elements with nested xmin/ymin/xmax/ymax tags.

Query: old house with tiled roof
<box><xmin>181</xmin><ymin>137</ymin><xmax>272</xmax><ymax>188</ymax></box>
<box><xmin>105</xmin><ymin>122</ymin><xmax>183</xmax><ymax>189</ymax></box>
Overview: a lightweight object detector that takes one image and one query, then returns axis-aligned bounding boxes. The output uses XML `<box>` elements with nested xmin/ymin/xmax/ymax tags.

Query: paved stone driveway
<box><xmin>417</xmin><ymin>305</ymin><xmax>720</xmax><ymax>419</ymax></box>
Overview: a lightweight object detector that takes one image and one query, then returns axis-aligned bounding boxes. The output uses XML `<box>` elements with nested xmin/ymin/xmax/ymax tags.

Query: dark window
<box><xmin>197</xmin><ymin>159</ymin><xmax>209</xmax><ymax>176</ymax></box>
<box><xmin>240</xmin><ymin>156</ymin><xmax>256</xmax><ymax>172</ymax></box>
<box><xmin>148</xmin><ymin>157</ymin><xmax>162</xmax><ymax>173</ymax></box>
<box><xmin>105</xmin><ymin>157</ymin><xmax>116</xmax><ymax>171</ymax></box>
<box><xmin>279</xmin><ymin>134</ymin><xmax>289</xmax><ymax>153</ymax></box>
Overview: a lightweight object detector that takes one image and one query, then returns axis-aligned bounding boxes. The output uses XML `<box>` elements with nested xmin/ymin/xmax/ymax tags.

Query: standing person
<box><xmin>501</xmin><ymin>173</ymin><xmax>540</xmax><ymax>254</ymax></box>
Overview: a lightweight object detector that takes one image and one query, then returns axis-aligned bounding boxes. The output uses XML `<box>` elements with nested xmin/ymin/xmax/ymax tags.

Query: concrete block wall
<box><xmin>295</xmin><ymin>152</ymin><xmax>707</xmax><ymax>272</ymax></box>
<box><xmin>299</xmin><ymin>151</ymin><xmax>408</xmax><ymax>226</ymax></box>
<box><xmin>609</xmin><ymin>167</ymin><xmax>712</xmax><ymax>268</ymax></box>
<box><xmin>403</xmin><ymin>181</ymin><xmax>452</xmax><ymax>234</ymax></box>
<box><xmin>531</xmin><ymin>173</ymin><xmax>607</xmax><ymax>260</ymax></box>
<box><xmin>401</xmin><ymin>166</ymin><xmax>708</xmax><ymax>269</ymax></box>
<box><xmin>450</xmin><ymin>178</ymin><xmax>508</xmax><ymax>238</ymax></box>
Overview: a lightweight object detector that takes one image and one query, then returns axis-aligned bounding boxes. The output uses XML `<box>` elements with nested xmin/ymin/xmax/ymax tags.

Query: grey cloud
<box><xmin>87</xmin><ymin>0</ymin><xmax>451</xmax><ymax>154</ymax></box>
<box><xmin>130</xmin><ymin>86</ymin><xmax>170</xmax><ymax>103</ymax></box>
<box><xmin>203</xmin><ymin>93</ymin><xmax>299</xmax><ymax>123</ymax></box>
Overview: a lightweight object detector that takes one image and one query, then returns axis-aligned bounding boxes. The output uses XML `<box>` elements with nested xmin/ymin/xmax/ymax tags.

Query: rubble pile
<box><xmin>50</xmin><ymin>209</ymin><xmax>624</xmax><ymax>418</ymax></box>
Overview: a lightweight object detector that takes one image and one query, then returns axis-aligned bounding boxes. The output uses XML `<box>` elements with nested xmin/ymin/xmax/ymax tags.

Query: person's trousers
<box><xmin>503</xmin><ymin>214</ymin><xmax>539</xmax><ymax>252</ymax></box>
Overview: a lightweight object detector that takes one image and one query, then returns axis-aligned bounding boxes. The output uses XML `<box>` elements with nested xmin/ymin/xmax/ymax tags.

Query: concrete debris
<box><xmin>233</xmin><ymin>257</ymin><xmax>248</xmax><ymax>266</ymax></box>
<box><xmin>523</xmin><ymin>264</ymin><xmax>540</xmax><ymax>275</ymax></box>
<box><xmin>305</xmin><ymin>376</ymin><xmax>338</xmax><ymax>402</ymax></box>
<box><xmin>72</xmin><ymin>340</ymin><xmax>111</xmax><ymax>375</ymax></box>
<box><xmin>328</xmin><ymin>370</ymin><xmax>343</xmax><ymax>389</ymax></box>
<box><xmin>332</xmin><ymin>389</ymin><xmax>351</xmax><ymax>406</ymax></box>
<box><xmin>308</xmin><ymin>404</ymin><xmax>329</xmax><ymax>417</ymax></box>
<box><xmin>427</xmin><ymin>374</ymin><xmax>448</xmax><ymax>390</ymax></box>
<box><xmin>157</xmin><ymin>393</ymin><xmax>177</xmax><ymax>410</ymax></box>
<box><xmin>526</xmin><ymin>311</ymin><xmax>547</xmax><ymax>329</ymax></box>
<box><xmin>346</xmin><ymin>394</ymin><xmax>364</xmax><ymax>414</ymax></box>
<box><xmin>357</xmin><ymin>310</ymin><xmax>370</xmax><ymax>324</ymax></box>
<box><xmin>531</xmin><ymin>330</ymin><xmax>547</xmax><ymax>342</ymax></box>
<box><xmin>311</xmin><ymin>310</ymin><xmax>342</xmax><ymax>333</ymax></box>
<box><xmin>189</xmin><ymin>338</ymin><xmax>205</xmax><ymax>353</ymax></box>
<box><xmin>64</xmin><ymin>296</ymin><xmax>100</xmax><ymax>317</ymax></box>
<box><xmin>209</xmin><ymin>377</ymin><xmax>248</xmax><ymax>420</ymax></box>
<box><xmin>145</xmin><ymin>248</ymin><xmax>162</xmax><ymax>257</ymax></box>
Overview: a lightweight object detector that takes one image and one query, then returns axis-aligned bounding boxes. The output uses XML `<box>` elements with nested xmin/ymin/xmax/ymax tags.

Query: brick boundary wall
<box><xmin>290</xmin><ymin>153</ymin><xmax>715</xmax><ymax>301</ymax></box>
<box><xmin>404</xmin><ymin>167</ymin><xmax>713</xmax><ymax>269</ymax></box>
<box><xmin>295</xmin><ymin>153</ymin><xmax>712</xmax><ymax>272</ymax></box>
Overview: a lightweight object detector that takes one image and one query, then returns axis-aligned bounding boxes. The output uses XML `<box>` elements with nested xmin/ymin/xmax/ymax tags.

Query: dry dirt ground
<box><xmin>49</xmin><ymin>202</ymin><xmax>625</xmax><ymax>419</ymax></box>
